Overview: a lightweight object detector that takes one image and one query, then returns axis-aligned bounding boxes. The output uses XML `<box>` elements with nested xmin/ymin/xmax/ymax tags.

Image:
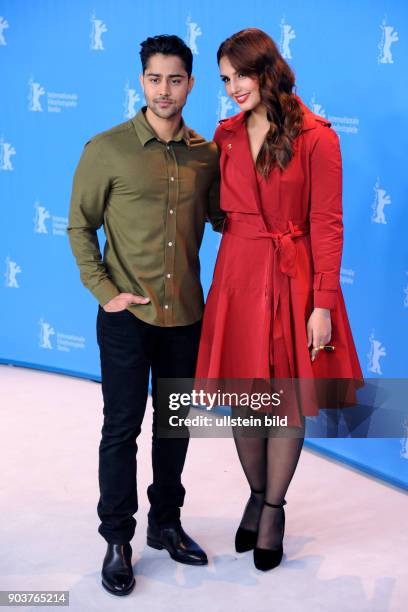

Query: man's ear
<box><xmin>138</xmin><ymin>73</ymin><xmax>144</xmax><ymax>91</ymax></box>
<box><xmin>187</xmin><ymin>75</ymin><xmax>195</xmax><ymax>94</ymax></box>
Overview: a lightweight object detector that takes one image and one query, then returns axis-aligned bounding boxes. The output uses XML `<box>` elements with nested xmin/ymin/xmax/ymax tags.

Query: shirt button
<box><xmin>170</xmin><ymin>176</ymin><xmax>175</xmax><ymax>182</ymax></box>
<box><xmin>168</xmin><ymin>241</ymin><xmax>173</xmax><ymax>246</ymax></box>
<box><xmin>166</xmin><ymin>273</ymin><xmax>171</xmax><ymax>278</ymax></box>
<box><xmin>169</xmin><ymin>209</ymin><xmax>174</xmax><ymax>214</ymax></box>
<box><xmin>164</xmin><ymin>304</ymin><xmax>169</xmax><ymax>309</ymax></box>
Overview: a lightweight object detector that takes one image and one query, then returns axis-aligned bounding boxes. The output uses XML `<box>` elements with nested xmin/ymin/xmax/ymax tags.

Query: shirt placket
<box><xmin>163</xmin><ymin>141</ymin><xmax>179</xmax><ymax>325</ymax></box>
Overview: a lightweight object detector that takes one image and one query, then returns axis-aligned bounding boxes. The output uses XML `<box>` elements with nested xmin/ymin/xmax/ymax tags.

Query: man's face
<box><xmin>139</xmin><ymin>53</ymin><xmax>194</xmax><ymax>120</ymax></box>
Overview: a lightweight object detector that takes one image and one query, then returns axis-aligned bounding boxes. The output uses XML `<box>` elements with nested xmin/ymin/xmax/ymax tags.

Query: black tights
<box><xmin>233</xmin><ymin>417</ymin><xmax>305</xmax><ymax>549</ymax></box>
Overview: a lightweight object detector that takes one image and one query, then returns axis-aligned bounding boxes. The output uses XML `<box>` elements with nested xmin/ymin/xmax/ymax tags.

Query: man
<box><xmin>67</xmin><ymin>34</ymin><xmax>224</xmax><ymax>596</ymax></box>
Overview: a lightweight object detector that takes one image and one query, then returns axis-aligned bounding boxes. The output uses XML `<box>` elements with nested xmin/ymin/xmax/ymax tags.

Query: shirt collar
<box><xmin>131</xmin><ymin>106</ymin><xmax>191</xmax><ymax>146</ymax></box>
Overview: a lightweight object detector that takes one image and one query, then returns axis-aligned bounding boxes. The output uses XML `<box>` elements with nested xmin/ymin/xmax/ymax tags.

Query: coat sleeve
<box><xmin>67</xmin><ymin>138</ymin><xmax>120</xmax><ymax>306</ymax></box>
<box><xmin>309</xmin><ymin>126</ymin><xmax>343</xmax><ymax>310</ymax></box>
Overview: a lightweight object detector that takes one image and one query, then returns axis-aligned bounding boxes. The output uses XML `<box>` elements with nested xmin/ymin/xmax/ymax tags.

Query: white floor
<box><xmin>0</xmin><ymin>364</ymin><xmax>406</xmax><ymax>612</ymax></box>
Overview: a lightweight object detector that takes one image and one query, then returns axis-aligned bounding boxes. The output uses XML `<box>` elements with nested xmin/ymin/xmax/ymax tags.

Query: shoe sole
<box><xmin>235</xmin><ymin>544</ymin><xmax>255</xmax><ymax>553</ymax></box>
<box><xmin>101</xmin><ymin>577</ymin><xmax>135</xmax><ymax>596</ymax></box>
<box><xmin>146</xmin><ymin>536</ymin><xmax>208</xmax><ymax>566</ymax></box>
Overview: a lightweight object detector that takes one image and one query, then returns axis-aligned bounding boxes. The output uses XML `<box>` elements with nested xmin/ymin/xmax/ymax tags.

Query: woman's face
<box><xmin>219</xmin><ymin>55</ymin><xmax>261</xmax><ymax>111</ymax></box>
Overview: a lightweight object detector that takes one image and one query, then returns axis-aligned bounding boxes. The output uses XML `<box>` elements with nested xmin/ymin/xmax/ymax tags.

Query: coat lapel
<box><xmin>220</xmin><ymin>113</ymin><xmax>264</xmax><ymax>219</ymax></box>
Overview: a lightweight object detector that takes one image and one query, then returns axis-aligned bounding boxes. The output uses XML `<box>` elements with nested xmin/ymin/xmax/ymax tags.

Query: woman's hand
<box><xmin>307</xmin><ymin>307</ymin><xmax>332</xmax><ymax>361</ymax></box>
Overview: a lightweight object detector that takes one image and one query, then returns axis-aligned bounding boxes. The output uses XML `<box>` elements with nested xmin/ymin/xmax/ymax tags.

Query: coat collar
<box><xmin>218</xmin><ymin>94</ymin><xmax>331</xmax><ymax>133</ymax></box>
<box><xmin>217</xmin><ymin>94</ymin><xmax>330</xmax><ymax>230</ymax></box>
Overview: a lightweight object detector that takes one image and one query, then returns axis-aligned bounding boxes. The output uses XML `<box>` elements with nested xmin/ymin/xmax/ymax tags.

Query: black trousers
<box><xmin>96</xmin><ymin>306</ymin><xmax>202</xmax><ymax>544</ymax></box>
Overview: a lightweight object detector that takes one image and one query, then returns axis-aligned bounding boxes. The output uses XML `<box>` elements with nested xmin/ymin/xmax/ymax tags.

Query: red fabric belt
<box><xmin>224</xmin><ymin>218</ymin><xmax>310</xmax><ymax>375</ymax></box>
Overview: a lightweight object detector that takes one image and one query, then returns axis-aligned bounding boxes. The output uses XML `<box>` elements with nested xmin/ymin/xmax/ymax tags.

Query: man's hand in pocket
<box><xmin>103</xmin><ymin>293</ymin><xmax>150</xmax><ymax>313</ymax></box>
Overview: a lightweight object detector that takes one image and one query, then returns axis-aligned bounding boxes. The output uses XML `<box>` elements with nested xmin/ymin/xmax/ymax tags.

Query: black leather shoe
<box><xmin>253</xmin><ymin>499</ymin><xmax>287</xmax><ymax>571</ymax></box>
<box><xmin>147</xmin><ymin>524</ymin><xmax>208</xmax><ymax>565</ymax></box>
<box><xmin>101</xmin><ymin>543</ymin><xmax>135</xmax><ymax>596</ymax></box>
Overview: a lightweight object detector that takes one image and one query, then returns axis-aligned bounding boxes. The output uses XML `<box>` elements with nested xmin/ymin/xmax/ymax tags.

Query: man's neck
<box><xmin>145</xmin><ymin>107</ymin><xmax>183</xmax><ymax>143</ymax></box>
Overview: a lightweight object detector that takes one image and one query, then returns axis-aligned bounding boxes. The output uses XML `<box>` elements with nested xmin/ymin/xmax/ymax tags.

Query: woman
<box><xmin>195</xmin><ymin>28</ymin><xmax>364</xmax><ymax>571</ymax></box>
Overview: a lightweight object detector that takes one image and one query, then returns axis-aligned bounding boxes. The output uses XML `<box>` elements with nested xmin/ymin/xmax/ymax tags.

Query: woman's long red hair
<box><xmin>217</xmin><ymin>28</ymin><xmax>303</xmax><ymax>176</ymax></box>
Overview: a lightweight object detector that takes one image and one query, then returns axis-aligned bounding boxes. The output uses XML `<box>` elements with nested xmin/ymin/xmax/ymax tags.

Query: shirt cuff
<box><xmin>92</xmin><ymin>279</ymin><xmax>121</xmax><ymax>307</ymax></box>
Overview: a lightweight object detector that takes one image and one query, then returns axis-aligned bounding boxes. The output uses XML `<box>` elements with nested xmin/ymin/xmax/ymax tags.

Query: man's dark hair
<box><xmin>140</xmin><ymin>35</ymin><xmax>193</xmax><ymax>77</ymax></box>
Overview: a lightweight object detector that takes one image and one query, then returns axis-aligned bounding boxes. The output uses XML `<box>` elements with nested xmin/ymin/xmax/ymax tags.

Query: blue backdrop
<box><xmin>1</xmin><ymin>0</ymin><xmax>407</xmax><ymax>489</ymax></box>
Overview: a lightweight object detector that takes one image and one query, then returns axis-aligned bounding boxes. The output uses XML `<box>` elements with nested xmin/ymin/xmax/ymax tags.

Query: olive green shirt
<box><xmin>67</xmin><ymin>107</ymin><xmax>225</xmax><ymax>326</ymax></box>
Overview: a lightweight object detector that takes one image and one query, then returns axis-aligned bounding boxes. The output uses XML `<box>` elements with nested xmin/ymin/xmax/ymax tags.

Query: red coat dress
<box><xmin>195</xmin><ymin>96</ymin><xmax>364</xmax><ymax>427</ymax></box>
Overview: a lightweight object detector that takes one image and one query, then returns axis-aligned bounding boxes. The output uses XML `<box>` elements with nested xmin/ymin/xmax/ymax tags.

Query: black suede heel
<box><xmin>253</xmin><ymin>499</ymin><xmax>287</xmax><ymax>571</ymax></box>
<box><xmin>235</xmin><ymin>487</ymin><xmax>265</xmax><ymax>553</ymax></box>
